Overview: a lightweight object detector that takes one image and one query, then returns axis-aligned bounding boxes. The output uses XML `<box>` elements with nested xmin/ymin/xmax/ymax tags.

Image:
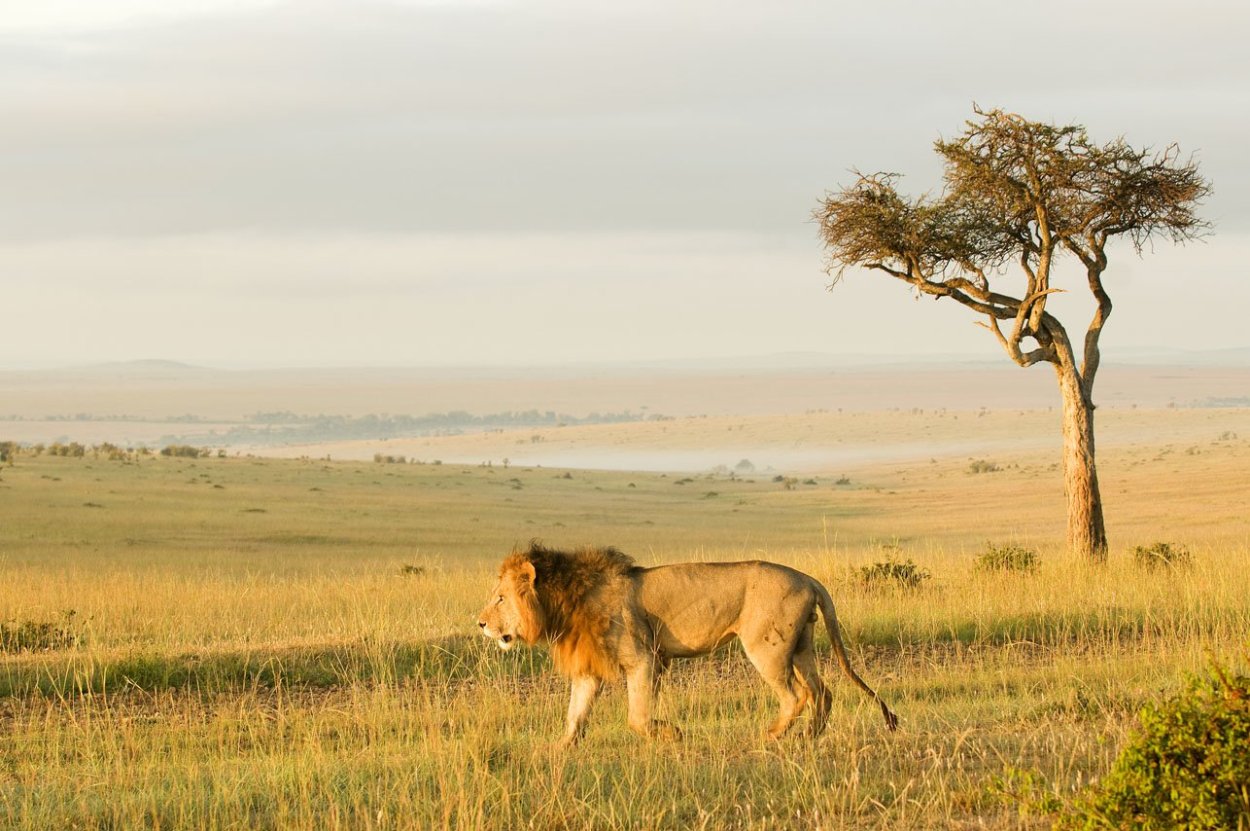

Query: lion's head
<box><xmin>477</xmin><ymin>553</ymin><xmax>545</xmax><ymax>650</ymax></box>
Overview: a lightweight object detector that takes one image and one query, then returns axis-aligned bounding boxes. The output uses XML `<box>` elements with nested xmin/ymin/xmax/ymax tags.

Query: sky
<box><xmin>2</xmin><ymin>0</ymin><xmax>1248</xmax><ymax>369</ymax></box>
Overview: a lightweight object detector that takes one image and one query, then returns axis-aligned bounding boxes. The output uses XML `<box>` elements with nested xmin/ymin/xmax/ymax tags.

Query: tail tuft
<box><xmin>880</xmin><ymin>700</ymin><xmax>899</xmax><ymax>731</ymax></box>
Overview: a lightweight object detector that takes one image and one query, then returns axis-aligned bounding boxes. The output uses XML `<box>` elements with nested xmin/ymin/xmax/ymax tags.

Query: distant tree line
<box><xmin>3</xmin><ymin>409</ymin><xmax>670</xmax><ymax>454</ymax></box>
<box><xmin>0</xmin><ymin>441</ymin><xmax>224</xmax><ymax>461</ymax></box>
<box><xmin>0</xmin><ymin>441</ymin><xmax>157</xmax><ymax>461</ymax></box>
<box><xmin>218</xmin><ymin>409</ymin><xmax>665</xmax><ymax>444</ymax></box>
<box><xmin>247</xmin><ymin>409</ymin><xmax>653</xmax><ymax>428</ymax></box>
<box><xmin>0</xmin><ymin>413</ymin><xmax>204</xmax><ymax>423</ymax></box>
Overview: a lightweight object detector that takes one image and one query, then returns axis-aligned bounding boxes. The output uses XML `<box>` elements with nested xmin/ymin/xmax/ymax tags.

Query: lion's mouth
<box><xmin>497</xmin><ymin>635</ymin><xmax>514</xmax><ymax>650</ymax></box>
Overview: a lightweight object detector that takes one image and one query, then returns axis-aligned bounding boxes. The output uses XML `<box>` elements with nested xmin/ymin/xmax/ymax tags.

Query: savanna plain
<box><xmin>1</xmin><ymin>399</ymin><xmax>1248</xmax><ymax>830</ymax></box>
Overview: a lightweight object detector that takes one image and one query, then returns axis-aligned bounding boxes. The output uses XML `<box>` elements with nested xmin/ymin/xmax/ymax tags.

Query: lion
<box><xmin>477</xmin><ymin>541</ymin><xmax>898</xmax><ymax>747</ymax></box>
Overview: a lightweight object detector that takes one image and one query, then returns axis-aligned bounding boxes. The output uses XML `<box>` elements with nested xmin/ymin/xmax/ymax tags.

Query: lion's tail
<box><xmin>810</xmin><ymin>578</ymin><xmax>899</xmax><ymax>731</ymax></box>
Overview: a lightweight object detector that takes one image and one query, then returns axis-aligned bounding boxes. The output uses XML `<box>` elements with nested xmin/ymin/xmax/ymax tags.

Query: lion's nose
<box><xmin>477</xmin><ymin>620</ymin><xmax>486</xmax><ymax>629</ymax></box>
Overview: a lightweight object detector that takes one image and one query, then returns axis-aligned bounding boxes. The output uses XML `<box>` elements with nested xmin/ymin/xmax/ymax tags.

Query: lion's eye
<box><xmin>496</xmin><ymin>596</ymin><xmax>504</xmax><ymax>604</ymax></box>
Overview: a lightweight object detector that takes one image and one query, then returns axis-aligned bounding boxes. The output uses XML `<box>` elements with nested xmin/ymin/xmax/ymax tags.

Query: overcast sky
<box><xmin>3</xmin><ymin>0</ymin><xmax>1248</xmax><ymax>368</ymax></box>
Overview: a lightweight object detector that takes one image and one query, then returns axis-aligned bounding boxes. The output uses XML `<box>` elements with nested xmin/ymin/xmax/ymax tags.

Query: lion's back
<box><xmin>636</xmin><ymin>560</ymin><xmax>816</xmax><ymax>656</ymax></box>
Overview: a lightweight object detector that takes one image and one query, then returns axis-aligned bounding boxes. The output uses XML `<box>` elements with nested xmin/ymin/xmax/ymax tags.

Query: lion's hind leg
<box><xmin>792</xmin><ymin>624</ymin><xmax>832</xmax><ymax>737</ymax></box>
<box><xmin>740</xmin><ymin>623</ymin><xmax>807</xmax><ymax>740</ymax></box>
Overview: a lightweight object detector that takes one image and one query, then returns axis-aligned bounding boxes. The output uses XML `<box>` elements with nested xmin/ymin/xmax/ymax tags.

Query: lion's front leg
<box><xmin>625</xmin><ymin>661</ymin><xmax>682</xmax><ymax>742</ymax></box>
<box><xmin>556</xmin><ymin>675</ymin><xmax>602</xmax><ymax>749</ymax></box>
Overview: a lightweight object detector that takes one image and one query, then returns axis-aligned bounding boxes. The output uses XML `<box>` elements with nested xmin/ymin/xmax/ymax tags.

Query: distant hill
<box><xmin>9</xmin><ymin>346</ymin><xmax>1250</xmax><ymax>377</ymax></box>
<box><xmin>84</xmin><ymin>360</ymin><xmax>210</xmax><ymax>376</ymax></box>
<box><xmin>2</xmin><ymin>352</ymin><xmax>1247</xmax><ymax>440</ymax></box>
<box><xmin>1102</xmin><ymin>346</ymin><xmax>1250</xmax><ymax>366</ymax></box>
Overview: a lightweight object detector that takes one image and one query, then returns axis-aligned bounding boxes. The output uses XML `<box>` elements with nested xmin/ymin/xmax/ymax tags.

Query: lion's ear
<box><xmin>518</xmin><ymin>560</ymin><xmax>537</xmax><ymax>586</ymax></box>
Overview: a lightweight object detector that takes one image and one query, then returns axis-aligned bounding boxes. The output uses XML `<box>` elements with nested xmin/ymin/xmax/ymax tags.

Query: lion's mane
<box><xmin>499</xmin><ymin>541</ymin><xmax>637</xmax><ymax>680</ymax></box>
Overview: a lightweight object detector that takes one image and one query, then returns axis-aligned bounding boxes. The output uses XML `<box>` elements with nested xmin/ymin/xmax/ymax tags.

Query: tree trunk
<box><xmin>1056</xmin><ymin>366</ymin><xmax>1108</xmax><ymax>562</ymax></box>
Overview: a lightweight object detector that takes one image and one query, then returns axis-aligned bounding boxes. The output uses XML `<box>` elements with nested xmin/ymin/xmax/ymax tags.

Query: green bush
<box><xmin>95</xmin><ymin>441</ymin><xmax>132</xmax><ymax>461</ymax></box>
<box><xmin>160</xmin><ymin>444</ymin><xmax>205</xmax><ymax>458</ymax></box>
<box><xmin>0</xmin><ymin>611</ymin><xmax>85</xmax><ymax>653</ymax></box>
<box><xmin>975</xmin><ymin>543</ymin><xmax>1039</xmax><ymax>574</ymax></box>
<box><xmin>858</xmin><ymin>558</ymin><xmax>930</xmax><ymax>591</ymax></box>
<box><xmin>1133</xmin><ymin>541</ymin><xmax>1192</xmax><ymax>571</ymax></box>
<box><xmin>1057</xmin><ymin>660</ymin><xmax>1250</xmax><ymax>831</ymax></box>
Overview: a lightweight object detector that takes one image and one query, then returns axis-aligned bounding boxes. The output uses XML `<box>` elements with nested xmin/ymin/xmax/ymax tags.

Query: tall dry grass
<box><xmin>0</xmin><ymin>432</ymin><xmax>1247</xmax><ymax>829</ymax></box>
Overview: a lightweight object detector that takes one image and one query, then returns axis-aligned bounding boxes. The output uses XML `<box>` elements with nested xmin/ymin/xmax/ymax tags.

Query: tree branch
<box><xmin>1014</xmin><ymin>287</ymin><xmax>1063</xmax><ymax>341</ymax></box>
<box><xmin>864</xmin><ymin>262</ymin><xmax>911</xmax><ymax>281</ymax></box>
<box><xmin>977</xmin><ymin>315</ymin><xmax>1055</xmax><ymax>367</ymax></box>
<box><xmin>1079</xmin><ymin>263</ymin><xmax>1112</xmax><ymax>395</ymax></box>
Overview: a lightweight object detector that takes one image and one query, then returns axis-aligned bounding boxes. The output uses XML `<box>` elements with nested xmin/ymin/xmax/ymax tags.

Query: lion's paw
<box><xmin>652</xmin><ymin>721</ymin><xmax>682</xmax><ymax>742</ymax></box>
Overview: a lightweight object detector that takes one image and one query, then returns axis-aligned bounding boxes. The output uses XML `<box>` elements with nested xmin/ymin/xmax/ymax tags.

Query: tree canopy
<box><xmin>816</xmin><ymin>107</ymin><xmax>1209</xmax><ymax>389</ymax></box>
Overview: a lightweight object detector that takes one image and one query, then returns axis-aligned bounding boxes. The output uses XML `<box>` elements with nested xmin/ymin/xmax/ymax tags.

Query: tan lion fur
<box><xmin>478</xmin><ymin>541</ymin><xmax>898</xmax><ymax>746</ymax></box>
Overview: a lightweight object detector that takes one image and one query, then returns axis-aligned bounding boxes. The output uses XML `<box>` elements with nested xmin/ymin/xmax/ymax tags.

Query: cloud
<box><xmin>2</xmin><ymin>0</ymin><xmax>1246</xmax><ymax>241</ymax></box>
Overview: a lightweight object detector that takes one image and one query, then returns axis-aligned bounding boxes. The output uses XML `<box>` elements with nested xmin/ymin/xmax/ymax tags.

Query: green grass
<box><xmin>0</xmin><ymin>444</ymin><xmax>1248</xmax><ymax>829</ymax></box>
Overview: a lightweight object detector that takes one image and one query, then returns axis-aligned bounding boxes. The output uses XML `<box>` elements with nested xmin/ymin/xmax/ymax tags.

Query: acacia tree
<box><xmin>816</xmin><ymin>108</ymin><xmax>1209</xmax><ymax>561</ymax></box>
